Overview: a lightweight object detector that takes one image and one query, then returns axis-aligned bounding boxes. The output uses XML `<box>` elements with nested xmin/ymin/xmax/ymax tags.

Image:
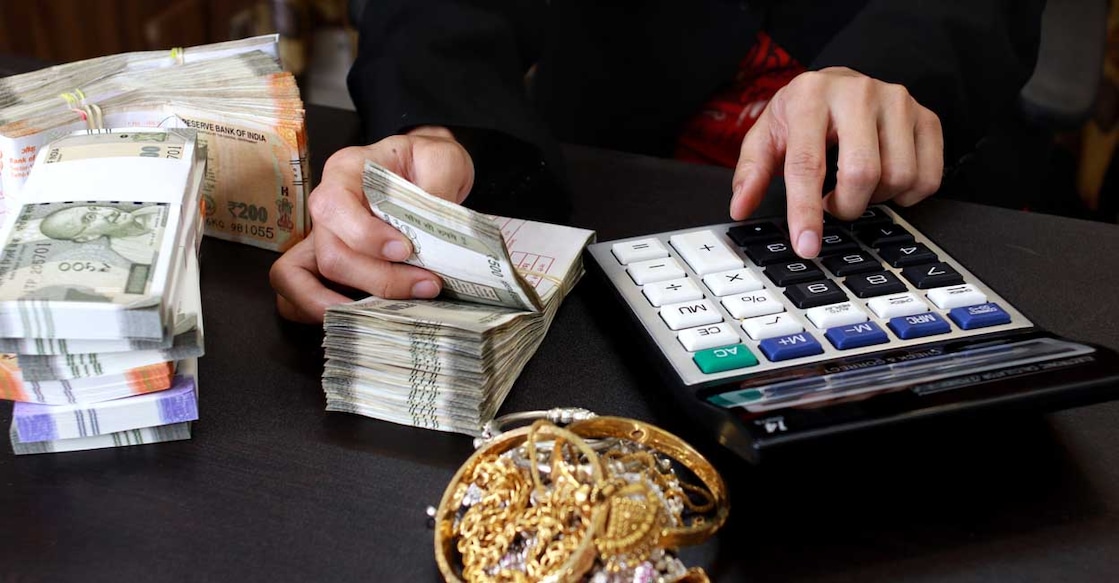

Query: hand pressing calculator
<box><xmin>587</xmin><ymin>205</ymin><xmax>1119</xmax><ymax>462</ymax></box>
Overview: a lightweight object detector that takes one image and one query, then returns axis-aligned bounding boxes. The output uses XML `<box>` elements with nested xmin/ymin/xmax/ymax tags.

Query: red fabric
<box><xmin>675</xmin><ymin>31</ymin><xmax>806</xmax><ymax>168</ymax></box>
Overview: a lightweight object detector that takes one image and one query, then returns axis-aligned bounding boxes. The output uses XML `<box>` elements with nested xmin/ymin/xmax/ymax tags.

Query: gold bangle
<box><xmin>565</xmin><ymin>416</ymin><xmax>729</xmax><ymax>548</ymax></box>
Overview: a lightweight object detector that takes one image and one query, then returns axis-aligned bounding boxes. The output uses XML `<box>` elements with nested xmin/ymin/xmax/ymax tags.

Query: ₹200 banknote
<box><xmin>0</xmin><ymin>36</ymin><xmax>308</xmax><ymax>253</ymax></box>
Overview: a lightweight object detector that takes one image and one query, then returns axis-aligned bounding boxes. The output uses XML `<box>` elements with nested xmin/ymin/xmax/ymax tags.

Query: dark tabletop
<box><xmin>1</xmin><ymin>104</ymin><xmax>1118</xmax><ymax>582</ymax></box>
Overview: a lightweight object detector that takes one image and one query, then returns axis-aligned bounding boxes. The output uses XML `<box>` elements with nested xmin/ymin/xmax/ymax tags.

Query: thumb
<box><xmin>404</xmin><ymin>135</ymin><xmax>475</xmax><ymax>204</ymax></box>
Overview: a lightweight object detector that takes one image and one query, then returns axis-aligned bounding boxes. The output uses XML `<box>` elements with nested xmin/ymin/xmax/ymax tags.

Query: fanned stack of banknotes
<box><xmin>322</xmin><ymin>162</ymin><xmax>595</xmax><ymax>436</ymax></box>
<box><xmin>0</xmin><ymin>35</ymin><xmax>308</xmax><ymax>252</ymax></box>
<box><xmin>0</xmin><ymin>128</ymin><xmax>205</xmax><ymax>454</ymax></box>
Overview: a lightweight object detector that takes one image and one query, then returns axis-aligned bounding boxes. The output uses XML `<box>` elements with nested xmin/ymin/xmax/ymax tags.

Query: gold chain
<box><xmin>434</xmin><ymin>417</ymin><xmax>729</xmax><ymax>582</ymax></box>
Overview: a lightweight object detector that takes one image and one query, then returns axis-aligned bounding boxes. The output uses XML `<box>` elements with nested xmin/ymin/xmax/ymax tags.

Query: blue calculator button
<box><xmin>948</xmin><ymin>302</ymin><xmax>1012</xmax><ymax>330</ymax></box>
<box><xmin>759</xmin><ymin>332</ymin><xmax>824</xmax><ymax>361</ymax></box>
<box><xmin>824</xmin><ymin>321</ymin><xmax>890</xmax><ymax>350</ymax></box>
<box><xmin>888</xmin><ymin>312</ymin><xmax>951</xmax><ymax>339</ymax></box>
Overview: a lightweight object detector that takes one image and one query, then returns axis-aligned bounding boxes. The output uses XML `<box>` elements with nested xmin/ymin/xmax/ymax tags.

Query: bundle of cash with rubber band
<box><xmin>0</xmin><ymin>35</ymin><xmax>308</xmax><ymax>252</ymax></box>
<box><xmin>321</xmin><ymin>161</ymin><xmax>595</xmax><ymax>436</ymax></box>
<box><xmin>0</xmin><ymin>128</ymin><xmax>205</xmax><ymax>454</ymax></box>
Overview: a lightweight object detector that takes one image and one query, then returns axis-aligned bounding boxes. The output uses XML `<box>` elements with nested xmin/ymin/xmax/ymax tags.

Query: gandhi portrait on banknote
<box><xmin>39</xmin><ymin>204</ymin><xmax>163</xmax><ymax>265</ymax></box>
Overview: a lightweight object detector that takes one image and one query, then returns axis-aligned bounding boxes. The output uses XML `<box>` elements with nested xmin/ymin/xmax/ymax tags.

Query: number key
<box><xmin>844</xmin><ymin>271</ymin><xmax>908</xmax><ymax>298</ymax></box>
<box><xmin>901</xmin><ymin>262</ymin><xmax>964</xmax><ymax>289</ymax></box>
<box><xmin>784</xmin><ymin>280</ymin><xmax>848</xmax><ymax>309</ymax></box>
<box><xmin>878</xmin><ymin>243</ymin><xmax>937</xmax><ymax>268</ymax></box>
<box><xmin>818</xmin><ymin>227</ymin><xmax>860</xmax><ymax>256</ymax></box>
<box><xmin>744</xmin><ymin>240</ymin><xmax>797</xmax><ymax>266</ymax></box>
<box><xmin>822</xmin><ymin>251</ymin><xmax>883</xmax><ymax>277</ymax></box>
<box><xmin>764</xmin><ymin>260</ymin><xmax>825</xmax><ymax>287</ymax></box>
<box><xmin>856</xmin><ymin>223</ymin><xmax>915</xmax><ymax>248</ymax></box>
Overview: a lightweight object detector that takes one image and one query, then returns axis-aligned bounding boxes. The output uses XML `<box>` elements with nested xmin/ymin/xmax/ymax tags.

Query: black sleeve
<box><xmin>807</xmin><ymin>0</ymin><xmax>1045</xmax><ymax>166</ymax></box>
<box><xmin>346</xmin><ymin>0</ymin><xmax>568</xmax><ymax>221</ymax></box>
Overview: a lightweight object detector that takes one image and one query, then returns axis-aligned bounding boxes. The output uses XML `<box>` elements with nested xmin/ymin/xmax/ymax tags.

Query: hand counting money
<box><xmin>321</xmin><ymin>162</ymin><xmax>595</xmax><ymax>436</ymax></box>
<box><xmin>364</xmin><ymin>162</ymin><xmax>542</xmax><ymax>312</ymax></box>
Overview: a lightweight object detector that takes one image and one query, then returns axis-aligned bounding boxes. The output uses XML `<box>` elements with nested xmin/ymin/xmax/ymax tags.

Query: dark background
<box><xmin>0</xmin><ymin>0</ymin><xmax>1117</xmax><ymax>225</ymax></box>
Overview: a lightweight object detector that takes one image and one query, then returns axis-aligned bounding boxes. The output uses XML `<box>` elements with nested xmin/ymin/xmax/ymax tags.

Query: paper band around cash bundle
<box><xmin>434</xmin><ymin>416</ymin><xmax>729</xmax><ymax>582</ymax></box>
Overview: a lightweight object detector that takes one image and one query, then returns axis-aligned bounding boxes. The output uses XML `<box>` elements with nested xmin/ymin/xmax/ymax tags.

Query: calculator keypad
<box><xmin>588</xmin><ymin>205</ymin><xmax>1031</xmax><ymax>386</ymax></box>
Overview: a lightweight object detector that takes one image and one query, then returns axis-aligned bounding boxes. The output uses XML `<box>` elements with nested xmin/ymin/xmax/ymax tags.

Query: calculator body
<box><xmin>586</xmin><ymin>206</ymin><xmax>1119</xmax><ymax>463</ymax></box>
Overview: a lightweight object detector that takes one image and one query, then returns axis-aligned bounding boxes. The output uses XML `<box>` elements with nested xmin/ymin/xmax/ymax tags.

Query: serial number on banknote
<box><xmin>229</xmin><ymin>222</ymin><xmax>275</xmax><ymax>239</ymax></box>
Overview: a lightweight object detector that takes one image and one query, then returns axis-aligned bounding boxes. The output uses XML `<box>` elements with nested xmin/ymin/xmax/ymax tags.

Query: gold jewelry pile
<box><xmin>433</xmin><ymin>412</ymin><xmax>729</xmax><ymax>582</ymax></box>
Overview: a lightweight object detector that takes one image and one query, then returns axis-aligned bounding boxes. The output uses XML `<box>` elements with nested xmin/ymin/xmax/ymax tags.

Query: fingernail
<box><xmin>412</xmin><ymin>280</ymin><xmax>440</xmax><ymax>298</ymax></box>
<box><xmin>383</xmin><ymin>240</ymin><xmax>410</xmax><ymax>262</ymax></box>
<box><xmin>729</xmin><ymin>182</ymin><xmax>746</xmax><ymax>219</ymax></box>
<box><xmin>730</xmin><ymin>181</ymin><xmax>745</xmax><ymax>205</ymax></box>
<box><xmin>796</xmin><ymin>230</ymin><xmax>820</xmax><ymax>259</ymax></box>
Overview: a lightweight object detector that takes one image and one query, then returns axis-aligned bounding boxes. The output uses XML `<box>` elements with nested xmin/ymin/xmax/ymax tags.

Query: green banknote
<box><xmin>43</xmin><ymin>130</ymin><xmax>187</xmax><ymax>163</ymax></box>
<box><xmin>0</xmin><ymin>201</ymin><xmax>170</xmax><ymax>303</ymax></box>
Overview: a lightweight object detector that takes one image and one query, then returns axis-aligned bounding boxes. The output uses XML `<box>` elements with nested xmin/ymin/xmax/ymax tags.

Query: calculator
<box><xmin>586</xmin><ymin>205</ymin><xmax>1119</xmax><ymax>462</ymax></box>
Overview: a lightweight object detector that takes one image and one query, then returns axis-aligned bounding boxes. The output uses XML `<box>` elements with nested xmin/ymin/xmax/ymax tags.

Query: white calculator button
<box><xmin>643</xmin><ymin>278</ymin><xmax>703</xmax><ymax>307</ymax></box>
<box><xmin>722</xmin><ymin>289</ymin><xmax>784</xmax><ymax>320</ymax></box>
<box><xmin>703</xmin><ymin>268</ymin><xmax>763</xmax><ymax>297</ymax></box>
<box><xmin>627</xmin><ymin>257</ymin><xmax>686</xmax><ymax>285</ymax></box>
<box><xmin>661</xmin><ymin>299</ymin><xmax>722</xmax><ymax>331</ymax></box>
<box><xmin>612</xmin><ymin>238</ymin><xmax>668</xmax><ymax>264</ymax></box>
<box><xmin>805</xmin><ymin>301</ymin><xmax>868</xmax><ymax>329</ymax></box>
<box><xmin>741</xmin><ymin>313</ymin><xmax>804</xmax><ymax>341</ymax></box>
<box><xmin>678</xmin><ymin>322</ymin><xmax>739</xmax><ymax>351</ymax></box>
<box><xmin>668</xmin><ymin>231</ymin><xmax>744</xmax><ymax>275</ymax></box>
<box><xmin>867</xmin><ymin>292</ymin><xmax>929</xmax><ymax>319</ymax></box>
<box><xmin>927</xmin><ymin>284</ymin><xmax>987</xmax><ymax>310</ymax></box>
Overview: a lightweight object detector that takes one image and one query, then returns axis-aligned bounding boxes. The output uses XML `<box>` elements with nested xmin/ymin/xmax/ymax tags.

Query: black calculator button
<box><xmin>850</xmin><ymin>207</ymin><xmax>894</xmax><ymax>228</ymax></box>
<box><xmin>728</xmin><ymin>223</ymin><xmax>784</xmax><ymax>246</ymax></box>
<box><xmin>901</xmin><ymin>262</ymin><xmax>965</xmax><ymax>289</ymax></box>
<box><xmin>825</xmin><ymin>207</ymin><xmax>891</xmax><ymax>228</ymax></box>
<box><xmin>784</xmin><ymin>280</ymin><xmax>848</xmax><ymax>309</ymax></box>
<box><xmin>821</xmin><ymin>251</ymin><xmax>883</xmax><ymax>277</ymax></box>
<box><xmin>844</xmin><ymin>271</ymin><xmax>908</xmax><ymax>298</ymax></box>
<box><xmin>878</xmin><ymin>243</ymin><xmax>938</xmax><ymax>268</ymax></box>
<box><xmin>744</xmin><ymin>240</ymin><xmax>797</xmax><ymax>266</ymax></box>
<box><xmin>856</xmin><ymin>223</ymin><xmax>915</xmax><ymax>248</ymax></box>
<box><xmin>818</xmin><ymin>227</ymin><xmax>860</xmax><ymax>256</ymax></box>
<box><xmin>765</xmin><ymin>260</ymin><xmax>825</xmax><ymax>287</ymax></box>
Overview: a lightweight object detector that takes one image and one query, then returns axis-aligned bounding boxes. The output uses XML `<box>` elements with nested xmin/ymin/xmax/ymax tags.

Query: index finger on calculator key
<box><xmin>781</xmin><ymin>103</ymin><xmax>827</xmax><ymax>259</ymax></box>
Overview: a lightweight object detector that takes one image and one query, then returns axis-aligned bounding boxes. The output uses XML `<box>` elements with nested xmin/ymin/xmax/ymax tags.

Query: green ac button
<box><xmin>693</xmin><ymin>344</ymin><xmax>759</xmax><ymax>373</ymax></box>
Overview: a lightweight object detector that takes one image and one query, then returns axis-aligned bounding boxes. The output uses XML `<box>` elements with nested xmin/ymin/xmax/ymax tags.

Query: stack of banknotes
<box><xmin>322</xmin><ymin>162</ymin><xmax>595</xmax><ymax>436</ymax></box>
<box><xmin>0</xmin><ymin>128</ymin><xmax>205</xmax><ymax>454</ymax></box>
<box><xmin>0</xmin><ymin>35</ymin><xmax>308</xmax><ymax>252</ymax></box>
